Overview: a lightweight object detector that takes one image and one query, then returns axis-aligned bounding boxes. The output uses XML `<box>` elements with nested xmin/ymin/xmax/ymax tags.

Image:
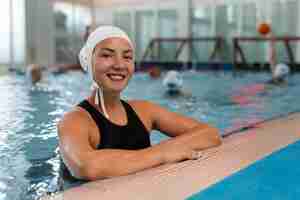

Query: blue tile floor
<box><xmin>187</xmin><ymin>139</ymin><xmax>300</xmax><ymax>200</ymax></box>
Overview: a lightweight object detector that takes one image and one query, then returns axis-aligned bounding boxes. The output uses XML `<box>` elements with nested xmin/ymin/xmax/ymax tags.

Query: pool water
<box><xmin>0</xmin><ymin>70</ymin><xmax>299</xmax><ymax>200</ymax></box>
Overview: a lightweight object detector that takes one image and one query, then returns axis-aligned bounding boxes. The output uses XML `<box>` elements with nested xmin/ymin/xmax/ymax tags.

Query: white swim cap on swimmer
<box><xmin>78</xmin><ymin>25</ymin><xmax>134</xmax><ymax>119</ymax></box>
<box><xmin>273</xmin><ymin>63</ymin><xmax>290</xmax><ymax>79</ymax></box>
<box><xmin>163</xmin><ymin>70</ymin><xmax>183</xmax><ymax>92</ymax></box>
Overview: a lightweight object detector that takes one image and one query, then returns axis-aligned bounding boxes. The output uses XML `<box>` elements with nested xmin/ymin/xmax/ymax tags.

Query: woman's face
<box><xmin>92</xmin><ymin>37</ymin><xmax>134</xmax><ymax>94</ymax></box>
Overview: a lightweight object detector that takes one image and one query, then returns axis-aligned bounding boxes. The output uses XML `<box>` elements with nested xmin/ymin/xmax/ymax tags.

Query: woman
<box><xmin>58</xmin><ymin>26</ymin><xmax>221</xmax><ymax>182</ymax></box>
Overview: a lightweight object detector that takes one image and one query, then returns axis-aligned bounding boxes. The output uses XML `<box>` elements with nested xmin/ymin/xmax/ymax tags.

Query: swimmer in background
<box><xmin>267</xmin><ymin>63</ymin><xmax>290</xmax><ymax>85</ymax></box>
<box><xmin>25</xmin><ymin>63</ymin><xmax>81</xmax><ymax>85</ymax></box>
<box><xmin>26</xmin><ymin>64</ymin><xmax>43</xmax><ymax>85</ymax></box>
<box><xmin>162</xmin><ymin>70</ymin><xmax>191</xmax><ymax>97</ymax></box>
<box><xmin>266</xmin><ymin>31</ymin><xmax>290</xmax><ymax>85</ymax></box>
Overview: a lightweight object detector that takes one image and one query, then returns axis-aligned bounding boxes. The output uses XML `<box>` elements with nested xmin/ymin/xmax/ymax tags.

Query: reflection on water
<box><xmin>0</xmin><ymin>70</ymin><xmax>299</xmax><ymax>199</ymax></box>
<box><xmin>0</xmin><ymin>72</ymin><xmax>89</xmax><ymax>200</ymax></box>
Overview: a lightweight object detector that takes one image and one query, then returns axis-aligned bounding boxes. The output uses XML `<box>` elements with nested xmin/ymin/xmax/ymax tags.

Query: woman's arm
<box><xmin>58</xmin><ymin>109</ymin><xmax>198</xmax><ymax>181</ymax></box>
<box><xmin>136</xmin><ymin>101</ymin><xmax>222</xmax><ymax>150</ymax></box>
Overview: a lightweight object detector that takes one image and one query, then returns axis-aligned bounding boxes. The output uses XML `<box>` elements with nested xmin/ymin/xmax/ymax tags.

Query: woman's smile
<box><xmin>106</xmin><ymin>72</ymin><xmax>127</xmax><ymax>82</ymax></box>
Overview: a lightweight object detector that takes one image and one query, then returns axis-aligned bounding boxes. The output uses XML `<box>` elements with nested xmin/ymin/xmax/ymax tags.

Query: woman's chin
<box><xmin>107</xmin><ymin>86</ymin><xmax>126</xmax><ymax>94</ymax></box>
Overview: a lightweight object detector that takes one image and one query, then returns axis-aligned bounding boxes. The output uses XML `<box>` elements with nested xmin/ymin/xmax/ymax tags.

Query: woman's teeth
<box><xmin>107</xmin><ymin>74</ymin><xmax>125</xmax><ymax>80</ymax></box>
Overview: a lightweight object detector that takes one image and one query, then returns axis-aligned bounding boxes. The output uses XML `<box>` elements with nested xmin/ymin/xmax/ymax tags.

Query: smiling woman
<box><xmin>57</xmin><ymin>25</ymin><xmax>221</xmax><ymax>185</ymax></box>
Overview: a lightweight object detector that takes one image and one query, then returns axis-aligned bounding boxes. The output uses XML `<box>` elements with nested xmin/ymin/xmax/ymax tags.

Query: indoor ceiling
<box><xmin>51</xmin><ymin>0</ymin><xmax>155</xmax><ymax>8</ymax></box>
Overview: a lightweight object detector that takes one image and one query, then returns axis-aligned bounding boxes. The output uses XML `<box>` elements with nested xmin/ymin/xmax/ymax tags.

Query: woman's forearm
<box><xmin>80</xmin><ymin>147</ymin><xmax>164</xmax><ymax>180</ymax></box>
<box><xmin>161</xmin><ymin>125</ymin><xmax>222</xmax><ymax>151</ymax></box>
<box><xmin>77</xmin><ymin>126</ymin><xmax>221</xmax><ymax>181</ymax></box>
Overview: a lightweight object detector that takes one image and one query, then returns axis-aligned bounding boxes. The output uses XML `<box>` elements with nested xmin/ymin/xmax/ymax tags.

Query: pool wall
<box><xmin>42</xmin><ymin>112</ymin><xmax>300</xmax><ymax>200</ymax></box>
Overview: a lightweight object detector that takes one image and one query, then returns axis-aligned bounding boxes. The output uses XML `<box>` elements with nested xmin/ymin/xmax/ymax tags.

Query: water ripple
<box><xmin>0</xmin><ymin>71</ymin><xmax>300</xmax><ymax>199</ymax></box>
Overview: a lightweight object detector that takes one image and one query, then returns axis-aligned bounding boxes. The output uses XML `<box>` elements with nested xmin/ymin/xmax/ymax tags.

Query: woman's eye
<box><xmin>124</xmin><ymin>55</ymin><xmax>133</xmax><ymax>60</ymax></box>
<box><xmin>101</xmin><ymin>54</ymin><xmax>111</xmax><ymax>58</ymax></box>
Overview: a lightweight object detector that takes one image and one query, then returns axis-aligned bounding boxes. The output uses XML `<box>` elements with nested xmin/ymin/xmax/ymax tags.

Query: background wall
<box><xmin>26</xmin><ymin>0</ymin><xmax>55</xmax><ymax>66</ymax></box>
<box><xmin>95</xmin><ymin>0</ymin><xmax>300</xmax><ymax>63</ymax></box>
<box><xmin>2</xmin><ymin>0</ymin><xmax>298</xmax><ymax>69</ymax></box>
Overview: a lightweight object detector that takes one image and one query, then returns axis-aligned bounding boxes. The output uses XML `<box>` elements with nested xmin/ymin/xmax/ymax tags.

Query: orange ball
<box><xmin>148</xmin><ymin>67</ymin><xmax>161</xmax><ymax>79</ymax></box>
<box><xmin>257</xmin><ymin>23</ymin><xmax>271</xmax><ymax>35</ymax></box>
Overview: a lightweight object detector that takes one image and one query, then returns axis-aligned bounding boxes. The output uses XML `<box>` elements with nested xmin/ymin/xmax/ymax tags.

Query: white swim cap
<box><xmin>78</xmin><ymin>25</ymin><xmax>134</xmax><ymax>118</ymax></box>
<box><xmin>273</xmin><ymin>63</ymin><xmax>290</xmax><ymax>79</ymax></box>
<box><xmin>79</xmin><ymin>25</ymin><xmax>133</xmax><ymax>79</ymax></box>
<box><xmin>163</xmin><ymin>70</ymin><xmax>183</xmax><ymax>92</ymax></box>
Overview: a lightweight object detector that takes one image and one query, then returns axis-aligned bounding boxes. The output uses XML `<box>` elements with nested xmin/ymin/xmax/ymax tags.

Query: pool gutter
<box><xmin>41</xmin><ymin>111</ymin><xmax>300</xmax><ymax>200</ymax></box>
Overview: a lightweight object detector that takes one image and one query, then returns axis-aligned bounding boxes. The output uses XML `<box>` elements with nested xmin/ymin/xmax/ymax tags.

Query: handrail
<box><xmin>233</xmin><ymin>36</ymin><xmax>300</xmax><ymax>69</ymax></box>
<box><xmin>141</xmin><ymin>37</ymin><xmax>224</xmax><ymax>62</ymax></box>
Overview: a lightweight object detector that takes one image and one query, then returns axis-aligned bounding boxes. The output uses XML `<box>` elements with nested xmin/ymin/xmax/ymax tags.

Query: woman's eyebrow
<box><xmin>100</xmin><ymin>48</ymin><xmax>115</xmax><ymax>53</ymax></box>
<box><xmin>123</xmin><ymin>49</ymin><xmax>133</xmax><ymax>54</ymax></box>
<box><xmin>99</xmin><ymin>48</ymin><xmax>132</xmax><ymax>54</ymax></box>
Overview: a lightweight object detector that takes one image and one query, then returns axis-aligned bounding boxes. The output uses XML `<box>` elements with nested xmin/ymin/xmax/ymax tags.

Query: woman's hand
<box><xmin>156</xmin><ymin>139</ymin><xmax>203</xmax><ymax>164</ymax></box>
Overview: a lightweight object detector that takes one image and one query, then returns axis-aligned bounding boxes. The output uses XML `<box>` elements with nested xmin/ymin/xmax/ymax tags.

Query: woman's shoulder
<box><xmin>127</xmin><ymin>99</ymin><xmax>161</xmax><ymax>110</ymax></box>
<box><xmin>127</xmin><ymin>100</ymin><xmax>168</xmax><ymax>120</ymax></box>
<box><xmin>58</xmin><ymin>106</ymin><xmax>93</xmax><ymax>133</ymax></box>
<box><xmin>126</xmin><ymin>100</ymin><xmax>164</xmax><ymax>129</ymax></box>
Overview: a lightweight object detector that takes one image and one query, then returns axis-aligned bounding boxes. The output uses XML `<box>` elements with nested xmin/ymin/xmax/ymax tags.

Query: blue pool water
<box><xmin>187</xmin><ymin>139</ymin><xmax>300</xmax><ymax>200</ymax></box>
<box><xmin>0</xmin><ymin>70</ymin><xmax>299</xmax><ymax>199</ymax></box>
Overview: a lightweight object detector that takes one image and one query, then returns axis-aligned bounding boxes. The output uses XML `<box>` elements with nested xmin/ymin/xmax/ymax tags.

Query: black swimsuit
<box><xmin>80</xmin><ymin>99</ymin><xmax>151</xmax><ymax>150</ymax></box>
<box><xmin>59</xmin><ymin>99</ymin><xmax>151</xmax><ymax>189</ymax></box>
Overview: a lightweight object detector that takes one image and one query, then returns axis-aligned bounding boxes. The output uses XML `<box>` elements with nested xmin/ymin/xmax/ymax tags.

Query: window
<box><xmin>0</xmin><ymin>0</ymin><xmax>25</xmax><ymax>69</ymax></box>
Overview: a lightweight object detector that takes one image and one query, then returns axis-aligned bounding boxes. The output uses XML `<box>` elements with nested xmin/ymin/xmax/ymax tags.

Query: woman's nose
<box><xmin>113</xmin><ymin>56</ymin><xmax>126</xmax><ymax>69</ymax></box>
